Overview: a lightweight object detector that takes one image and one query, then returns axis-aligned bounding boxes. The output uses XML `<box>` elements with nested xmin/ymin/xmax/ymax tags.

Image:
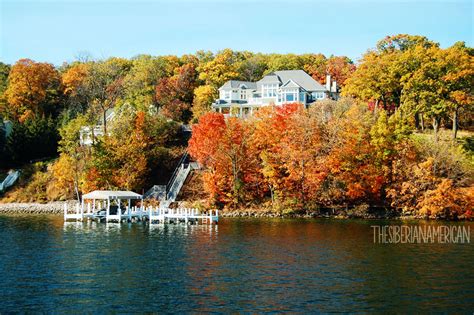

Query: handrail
<box><xmin>166</xmin><ymin>152</ymin><xmax>189</xmax><ymax>195</ymax></box>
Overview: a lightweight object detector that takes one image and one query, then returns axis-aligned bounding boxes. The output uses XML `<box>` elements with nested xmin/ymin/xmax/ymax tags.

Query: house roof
<box><xmin>281</xmin><ymin>79</ymin><xmax>302</xmax><ymax>89</ymax></box>
<box><xmin>219</xmin><ymin>80</ymin><xmax>257</xmax><ymax>90</ymax></box>
<box><xmin>272</xmin><ymin>70</ymin><xmax>326</xmax><ymax>91</ymax></box>
<box><xmin>82</xmin><ymin>190</ymin><xmax>143</xmax><ymax>200</ymax></box>
<box><xmin>258</xmin><ymin>74</ymin><xmax>281</xmax><ymax>84</ymax></box>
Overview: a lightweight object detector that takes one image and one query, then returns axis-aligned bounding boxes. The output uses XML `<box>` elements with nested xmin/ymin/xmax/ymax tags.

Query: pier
<box><xmin>63</xmin><ymin>190</ymin><xmax>218</xmax><ymax>224</ymax></box>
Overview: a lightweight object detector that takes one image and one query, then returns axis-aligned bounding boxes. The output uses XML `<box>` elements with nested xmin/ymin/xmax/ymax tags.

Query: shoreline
<box><xmin>0</xmin><ymin>201</ymin><xmax>77</xmax><ymax>215</ymax></box>
<box><xmin>0</xmin><ymin>202</ymin><xmax>470</xmax><ymax>221</ymax></box>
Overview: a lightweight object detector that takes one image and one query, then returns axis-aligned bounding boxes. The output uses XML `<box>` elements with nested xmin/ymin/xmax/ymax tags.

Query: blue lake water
<box><xmin>0</xmin><ymin>215</ymin><xmax>473</xmax><ymax>312</ymax></box>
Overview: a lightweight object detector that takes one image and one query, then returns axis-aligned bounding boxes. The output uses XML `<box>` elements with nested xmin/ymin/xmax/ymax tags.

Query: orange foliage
<box><xmin>5</xmin><ymin>59</ymin><xmax>61</xmax><ymax>122</ymax></box>
<box><xmin>419</xmin><ymin>180</ymin><xmax>473</xmax><ymax>219</ymax></box>
<box><xmin>62</xmin><ymin>63</ymin><xmax>89</xmax><ymax>96</ymax></box>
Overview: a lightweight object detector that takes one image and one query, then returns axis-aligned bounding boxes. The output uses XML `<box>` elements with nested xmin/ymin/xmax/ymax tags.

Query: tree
<box><xmin>326</xmin><ymin>56</ymin><xmax>356</xmax><ymax>87</ymax></box>
<box><xmin>343</xmin><ymin>51</ymin><xmax>401</xmax><ymax>111</ymax></box>
<box><xmin>266</xmin><ymin>54</ymin><xmax>304</xmax><ymax>73</ymax></box>
<box><xmin>237</xmin><ymin>53</ymin><xmax>268</xmax><ymax>81</ymax></box>
<box><xmin>155</xmin><ymin>63</ymin><xmax>197</xmax><ymax>122</ymax></box>
<box><xmin>401</xmin><ymin>46</ymin><xmax>450</xmax><ymax>142</ymax></box>
<box><xmin>343</xmin><ymin>35</ymin><xmax>438</xmax><ymax>114</ymax></box>
<box><xmin>442</xmin><ymin>42</ymin><xmax>474</xmax><ymax>139</ymax></box>
<box><xmin>0</xmin><ymin>62</ymin><xmax>10</xmax><ymax>96</ymax></box>
<box><xmin>4</xmin><ymin>117</ymin><xmax>59</xmax><ymax>165</ymax></box>
<box><xmin>192</xmin><ymin>85</ymin><xmax>218</xmax><ymax>121</ymax></box>
<box><xmin>61</xmin><ymin>62</ymin><xmax>90</xmax><ymax>115</ymax></box>
<box><xmin>198</xmin><ymin>49</ymin><xmax>241</xmax><ymax>88</ymax></box>
<box><xmin>122</xmin><ymin>55</ymin><xmax>172</xmax><ymax>108</ymax></box>
<box><xmin>5</xmin><ymin>59</ymin><xmax>62</xmax><ymax>122</ymax></box>
<box><xmin>57</xmin><ymin>114</ymin><xmax>89</xmax><ymax>199</ymax></box>
<box><xmin>376</xmin><ymin>34</ymin><xmax>437</xmax><ymax>53</ymax></box>
<box><xmin>189</xmin><ymin>112</ymin><xmax>260</xmax><ymax>206</ymax></box>
<box><xmin>302</xmin><ymin>54</ymin><xmax>327</xmax><ymax>84</ymax></box>
<box><xmin>81</xmin><ymin>58</ymin><xmax>130</xmax><ymax>134</ymax></box>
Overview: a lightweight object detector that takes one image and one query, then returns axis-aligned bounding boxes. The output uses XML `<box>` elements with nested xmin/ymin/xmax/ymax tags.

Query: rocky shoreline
<box><xmin>0</xmin><ymin>202</ymin><xmax>469</xmax><ymax>220</ymax></box>
<box><xmin>0</xmin><ymin>202</ymin><xmax>391</xmax><ymax>218</ymax></box>
<box><xmin>0</xmin><ymin>201</ymin><xmax>77</xmax><ymax>215</ymax></box>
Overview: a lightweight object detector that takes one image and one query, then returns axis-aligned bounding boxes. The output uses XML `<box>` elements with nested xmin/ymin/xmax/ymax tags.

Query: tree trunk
<box><xmin>374</xmin><ymin>99</ymin><xmax>379</xmax><ymax>115</ymax></box>
<box><xmin>432</xmin><ymin>117</ymin><xmax>440</xmax><ymax>142</ymax></box>
<box><xmin>452</xmin><ymin>108</ymin><xmax>458</xmax><ymax>140</ymax></box>
<box><xmin>414</xmin><ymin>112</ymin><xmax>420</xmax><ymax>130</ymax></box>
<box><xmin>269</xmin><ymin>185</ymin><xmax>275</xmax><ymax>209</ymax></box>
<box><xmin>103</xmin><ymin>110</ymin><xmax>107</xmax><ymax>135</ymax></box>
<box><xmin>420</xmin><ymin>113</ymin><xmax>424</xmax><ymax>132</ymax></box>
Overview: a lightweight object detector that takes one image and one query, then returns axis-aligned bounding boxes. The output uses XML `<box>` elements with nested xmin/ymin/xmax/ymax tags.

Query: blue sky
<box><xmin>1</xmin><ymin>0</ymin><xmax>472</xmax><ymax>65</ymax></box>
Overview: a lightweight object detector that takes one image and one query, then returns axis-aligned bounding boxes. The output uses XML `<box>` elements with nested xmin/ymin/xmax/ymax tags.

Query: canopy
<box><xmin>82</xmin><ymin>190</ymin><xmax>143</xmax><ymax>200</ymax></box>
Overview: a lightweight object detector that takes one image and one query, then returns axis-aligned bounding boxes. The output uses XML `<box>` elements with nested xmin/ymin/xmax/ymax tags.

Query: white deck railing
<box><xmin>64</xmin><ymin>203</ymin><xmax>218</xmax><ymax>224</ymax></box>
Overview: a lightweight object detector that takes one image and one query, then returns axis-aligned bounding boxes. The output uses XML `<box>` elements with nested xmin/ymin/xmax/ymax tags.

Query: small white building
<box><xmin>79</xmin><ymin>109</ymin><xmax>115</xmax><ymax>146</ymax></box>
<box><xmin>212</xmin><ymin>70</ymin><xmax>339</xmax><ymax>117</ymax></box>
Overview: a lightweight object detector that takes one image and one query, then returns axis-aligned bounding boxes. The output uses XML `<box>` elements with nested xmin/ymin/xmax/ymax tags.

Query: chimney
<box><xmin>332</xmin><ymin>81</ymin><xmax>337</xmax><ymax>93</ymax></box>
<box><xmin>326</xmin><ymin>74</ymin><xmax>331</xmax><ymax>91</ymax></box>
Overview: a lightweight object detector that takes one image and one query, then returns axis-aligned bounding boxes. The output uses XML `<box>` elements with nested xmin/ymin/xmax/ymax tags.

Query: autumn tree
<box><xmin>198</xmin><ymin>49</ymin><xmax>241</xmax><ymax>88</ymax></box>
<box><xmin>5</xmin><ymin>59</ymin><xmax>62</xmax><ymax>122</ymax></box>
<box><xmin>301</xmin><ymin>54</ymin><xmax>327</xmax><ymax>84</ymax></box>
<box><xmin>61</xmin><ymin>62</ymin><xmax>90</xmax><ymax>116</ymax></box>
<box><xmin>326</xmin><ymin>56</ymin><xmax>356</xmax><ymax>87</ymax></box>
<box><xmin>266</xmin><ymin>54</ymin><xmax>304</xmax><ymax>73</ymax></box>
<box><xmin>442</xmin><ymin>42</ymin><xmax>474</xmax><ymax>139</ymax></box>
<box><xmin>155</xmin><ymin>63</ymin><xmax>198</xmax><ymax>122</ymax></box>
<box><xmin>122</xmin><ymin>55</ymin><xmax>173</xmax><ymax>108</ymax></box>
<box><xmin>237</xmin><ymin>53</ymin><xmax>268</xmax><ymax>82</ymax></box>
<box><xmin>401</xmin><ymin>46</ymin><xmax>450</xmax><ymax>142</ymax></box>
<box><xmin>81</xmin><ymin>58</ymin><xmax>131</xmax><ymax>133</ymax></box>
<box><xmin>189</xmin><ymin>112</ymin><xmax>260</xmax><ymax>206</ymax></box>
<box><xmin>192</xmin><ymin>85</ymin><xmax>218</xmax><ymax>121</ymax></box>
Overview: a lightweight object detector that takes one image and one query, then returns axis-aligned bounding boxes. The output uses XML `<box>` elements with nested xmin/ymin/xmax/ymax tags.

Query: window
<box><xmin>283</xmin><ymin>88</ymin><xmax>298</xmax><ymax>102</ymax></box>
<box><xmin>240</xmin><ymin>90</ymin><xmax>247</xmax><ymax>100</ymax></box>
<box><xmin>262</xmin><ymin>84</ymin><xmax>278</xmax><ymax>97</ymax></box>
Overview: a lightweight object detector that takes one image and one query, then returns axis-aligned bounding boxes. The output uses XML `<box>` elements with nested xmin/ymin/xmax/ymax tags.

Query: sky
<box><xmin>0</xmin><ymin>0</ymin><xmax>472</xmax><ymax>65</ymax></box>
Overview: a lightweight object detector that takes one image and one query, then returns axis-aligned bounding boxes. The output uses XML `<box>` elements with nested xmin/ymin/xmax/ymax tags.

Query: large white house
<box><xmin>212</xmin><ymin>70</ymin><xmax>338</xmax><ymax>117</ymax></box>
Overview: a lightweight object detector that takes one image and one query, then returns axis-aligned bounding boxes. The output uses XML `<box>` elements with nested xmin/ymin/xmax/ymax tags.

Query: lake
<box><xmin>0</xmin><ymin>215</ymin><xmax>472</xmax><ymax>312</ymax></box>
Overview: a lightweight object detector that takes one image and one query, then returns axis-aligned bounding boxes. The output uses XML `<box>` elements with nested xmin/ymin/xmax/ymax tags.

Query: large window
<box><xmin>262</xmin><ymin>84</ymin><xmax>278</xmax><ymax>97</ymax></box>
<box><xmin>240</xmin><ymin>90</ymin><xmax>247</xmax><ymax>100</ymax></box>
<box><xmin>283</xmin><ymin>88</ymin><xmax>298</xmax><ymax>102</ymax></box>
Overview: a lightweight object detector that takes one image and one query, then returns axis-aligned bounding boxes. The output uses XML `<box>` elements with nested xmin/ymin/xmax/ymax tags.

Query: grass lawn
<box><xmin>413</xmin><ymin>128</ymin><xmax>474</xmax><ymax>154</ymax></box>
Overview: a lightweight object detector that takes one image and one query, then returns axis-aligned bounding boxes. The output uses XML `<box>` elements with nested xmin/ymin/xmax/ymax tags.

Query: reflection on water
<box><xmin>0</xmin><ymin>215</ymin><xmax>473</xmax><ymax>312</ymax></box>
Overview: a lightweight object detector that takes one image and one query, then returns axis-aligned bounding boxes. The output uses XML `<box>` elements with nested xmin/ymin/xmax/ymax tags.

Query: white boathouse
<box><xmin>64</xmin><ymin>190</ymin><xmax>218</xmax><ymax>224</ymax></box>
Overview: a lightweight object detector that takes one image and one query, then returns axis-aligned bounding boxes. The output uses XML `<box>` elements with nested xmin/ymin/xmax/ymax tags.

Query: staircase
<box><xmin>144</xmin><ymin>153</ymin><xmax>200</xmax><ymax>208</ymax></box>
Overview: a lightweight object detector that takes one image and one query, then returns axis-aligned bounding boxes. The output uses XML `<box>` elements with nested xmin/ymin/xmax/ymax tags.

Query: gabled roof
<box><xmin>82</xmin><ymin>190</ymin><xmax>143</xmax><ymax>200</ymax></box>
<box><xmin>273</xmin><ymin>70</ymin><xmax>326</xmax><ymax>91</ymax></box>
<box><xmin>219</xmin><ymin>80</ymin><xmax>257</xmax><ymax>90</ymax></box>
<box><xmin>257</xmin><ymin>74</ymin><xmax>281</xmax><ymax>84</ymax></box>
<box><xmin>281</xmin><ymin>79</ymin><xmax>303</xmax><ymax>89</ymax></box>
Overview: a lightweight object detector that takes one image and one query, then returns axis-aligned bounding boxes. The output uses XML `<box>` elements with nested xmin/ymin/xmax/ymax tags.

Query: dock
<box><xmin>63</xmin><ymin>190</ymin><xmax>218</xmax><ymax>224</ymax></box>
